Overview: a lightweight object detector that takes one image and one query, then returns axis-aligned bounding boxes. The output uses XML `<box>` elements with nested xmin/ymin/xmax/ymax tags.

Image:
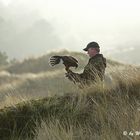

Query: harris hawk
<box><xmin>49</xmin><ymin>56</ymin><xmax>78</xmax><ymax>71</ymax></box>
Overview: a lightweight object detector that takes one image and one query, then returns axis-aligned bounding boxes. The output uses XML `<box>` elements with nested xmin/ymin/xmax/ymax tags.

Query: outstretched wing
<box><xmin>68</xmin><ymin>56</ymin><xmax>78</xmax><ymax>65</ymax></box>
<box><xmin>49</xmin><ymin>56</ymin><xmax>62</xmax><ymax>66</ymax></box>
<box><xmin>49</xmin><ymin>55</ymin><xmax>78</xmax><ymax>71</ymax></box>
<box><xmin>62</xmin><ymin>56</ymin><xmax>78</xmax><ymax>68</ymax></box>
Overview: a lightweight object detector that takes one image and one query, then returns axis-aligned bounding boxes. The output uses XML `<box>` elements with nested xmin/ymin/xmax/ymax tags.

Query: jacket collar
<box><xmin>90</xmin><ymin>54</ymin><xmax>103</xmax><ymax>60</ymax></box>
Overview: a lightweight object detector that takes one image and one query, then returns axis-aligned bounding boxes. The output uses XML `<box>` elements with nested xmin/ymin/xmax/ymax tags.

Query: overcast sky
<box><xmin>0</xmin><ymin>0</ymin><xmax>140</xmax><ymax>62</ymax></box>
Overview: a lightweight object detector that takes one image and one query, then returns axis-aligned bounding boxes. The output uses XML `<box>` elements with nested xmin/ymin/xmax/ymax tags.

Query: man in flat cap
<box><xmin>65</xmin><ymin>41</ymin><xmax>106</xmax><ymax>88</ymax></box>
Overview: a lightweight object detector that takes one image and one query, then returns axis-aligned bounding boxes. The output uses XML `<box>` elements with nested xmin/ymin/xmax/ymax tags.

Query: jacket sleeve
<box><xmin>66</xmin><ymin>56</ymin><xmax>106</xmax><ymax>84</ymax></box>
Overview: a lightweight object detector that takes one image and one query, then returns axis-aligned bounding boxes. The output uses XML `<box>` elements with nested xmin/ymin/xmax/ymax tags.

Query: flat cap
<box><xmin>83</xmin><ymin>42</ymin><xmax>100</xmax><ymax>51</ymax></box>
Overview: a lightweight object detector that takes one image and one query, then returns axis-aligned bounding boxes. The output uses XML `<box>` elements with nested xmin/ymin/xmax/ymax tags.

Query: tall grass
<box><xmin>0</xmin><ymin>51</ymin><xmax>139</xmax><ymax>140</ymax></box>
<box><xmin>0</xmin><ymin>66</ymin><xmax>139</xmax><ymax>140</ymax></box>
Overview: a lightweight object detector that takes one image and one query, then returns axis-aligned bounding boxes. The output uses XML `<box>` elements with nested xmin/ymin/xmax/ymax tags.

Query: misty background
<box><xmin>0</xmin><ymin>0</ymin><xmax>140</xmax><ymax>64</ymax></box>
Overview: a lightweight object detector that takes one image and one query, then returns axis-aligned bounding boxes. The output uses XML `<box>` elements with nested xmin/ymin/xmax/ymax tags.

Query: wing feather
<box><xmin>49</xmin><ymin>56</ymin><xmax>62</xmax><ymax>66</ymax></box>
<box><xmin>49</xmin><ymin>55</ymin><xmax>78</xmax><ymax>69</ymax></box>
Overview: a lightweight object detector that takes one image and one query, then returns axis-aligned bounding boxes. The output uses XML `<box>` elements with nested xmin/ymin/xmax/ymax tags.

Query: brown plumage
<box><xmin>49</xmin><ymin>56</ymin><xmax>78</xmax><ymax>71</ymax></box>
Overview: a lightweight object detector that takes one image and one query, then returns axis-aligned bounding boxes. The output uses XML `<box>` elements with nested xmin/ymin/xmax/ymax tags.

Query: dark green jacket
<box><xmin>67</xmin><ymin>54</ymin><xmax>106</xmax><ymax>86</ymax></box>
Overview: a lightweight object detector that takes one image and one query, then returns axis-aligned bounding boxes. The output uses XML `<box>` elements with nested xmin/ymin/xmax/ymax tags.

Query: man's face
<box><xmin>87</xmin><ymin>48</ymin><xmax>98</xmax><ymax>57</ymax></box>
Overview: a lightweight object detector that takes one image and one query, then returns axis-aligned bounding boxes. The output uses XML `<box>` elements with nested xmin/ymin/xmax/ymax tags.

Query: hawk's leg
<box><xmin>65</xmin><ymin>66</ymin><xmax>69</xmax><ymax>72</ymax></box>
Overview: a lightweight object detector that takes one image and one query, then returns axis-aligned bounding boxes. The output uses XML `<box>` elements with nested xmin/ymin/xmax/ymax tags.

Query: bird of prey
<box><xmin>49</xmin><ymin>55</ymin><xmax>78</xmax><ymax>71</ymax></box>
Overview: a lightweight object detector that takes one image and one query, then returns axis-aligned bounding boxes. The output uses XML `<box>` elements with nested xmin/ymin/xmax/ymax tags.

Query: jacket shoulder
<box><xmin>89</xmin><ymin>54</ymin><xmax>106</xmax><ymax>67</ymax></box>
<box><xmin>89</xmin><ymin>54</ymin><xmax>103</xmax><ymax>62</ymax></box>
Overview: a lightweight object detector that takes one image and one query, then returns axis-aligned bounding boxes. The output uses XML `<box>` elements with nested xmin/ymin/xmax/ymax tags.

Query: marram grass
<box><xmin>0</xmin><ymin>70</ymin><xmax>139</xmax><ymax>140</ymax></box>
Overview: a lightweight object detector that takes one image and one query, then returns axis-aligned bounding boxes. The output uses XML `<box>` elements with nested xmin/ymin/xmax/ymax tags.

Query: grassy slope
<box><xmin>0</xmin><ymin>51</ymin><xmax>139</xmax><ymax>139</ymax></box>
<box><xmin>4</xmin><ymin>50</ymin><xmax>123</xmax><ymax>74</ymax></box>
<box><xmin>0</xmin><ymin>50</ymin><xmax>124</xmax><ymax>107</ymax></box>
<box><xmin>0</xmin><ymin>66</ymin><xmax>139</xmax><ymax>140</ymax></box>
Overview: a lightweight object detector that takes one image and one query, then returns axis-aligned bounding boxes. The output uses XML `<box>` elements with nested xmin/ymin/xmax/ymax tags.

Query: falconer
<box><xmin>65</xmin><ymin>41</ymin><xmax>106</xmax><ymax>87</ymax></box>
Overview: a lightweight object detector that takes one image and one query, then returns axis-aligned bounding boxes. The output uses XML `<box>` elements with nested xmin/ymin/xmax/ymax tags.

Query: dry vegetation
<box><xmin>0</xmin><ymin>51</ymin><xmax>139</xmax><ymax>140</ymax></box>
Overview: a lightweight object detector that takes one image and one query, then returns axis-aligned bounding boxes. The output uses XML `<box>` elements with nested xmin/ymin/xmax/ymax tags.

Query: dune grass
<box><xmin>0</xmin><ymin>66</ymin><xmax>139</xmax><ymax>140</ymax></box>
<box><xmin>0</xmin><ymin>51</ymin><xmax>139</xmax><ymax>140</ymax></box>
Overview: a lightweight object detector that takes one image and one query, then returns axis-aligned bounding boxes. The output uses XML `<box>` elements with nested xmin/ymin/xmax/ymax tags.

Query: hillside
<box><xmin>0</xmin><ymin>51</ymin><xmax>126</xmax><ymax>107</ymax></box>
<box><xmin>0</xmin><ymin>66</ymin><xmax>139</xmax><ymax>140</ymax></box>
<box><xmin>3</xmin><ymin>50</ymin><xmax>123</xmax><ymax>74</ymax></box>
<box><xmin>0</xmin><ymin>51</ymin><xmax>139</xmax><ymax>140</ymax></box>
